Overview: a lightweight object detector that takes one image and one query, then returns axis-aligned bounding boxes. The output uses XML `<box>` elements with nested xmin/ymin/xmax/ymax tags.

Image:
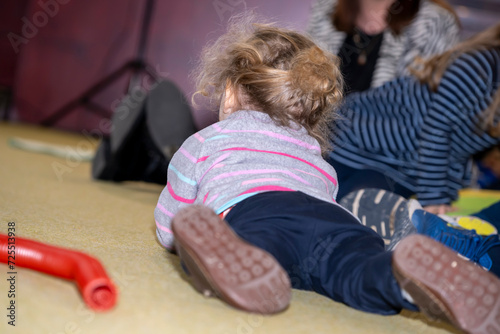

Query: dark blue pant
<box><xmin>224</xmin><ymin>191</ymin><xmax>417</xmax><ymax>315</ymax></box>
<box><xmin>473</xmin><ymin>201</ymin><xmax>500</xmax><ymax>226</ymax></box>
<box><xmin>329</xmin><ymin>160</ymin><xmax>414</xmax><ymax>201</ymax></box>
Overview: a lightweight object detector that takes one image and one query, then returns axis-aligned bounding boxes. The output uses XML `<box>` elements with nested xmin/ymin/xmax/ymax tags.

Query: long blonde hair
<box><xmin>192</xmin><ymin>15</ymin><xmax>344</xmax><ymax>155</ymax></box>
<box><xmin>411</xmin><ymin>23</ymin><xmax>500</xmax><ymax>136</ymax></box>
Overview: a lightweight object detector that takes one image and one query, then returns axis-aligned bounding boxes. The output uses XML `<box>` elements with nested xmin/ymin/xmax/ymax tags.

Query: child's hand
<box><xmin>423</xmin><ymin>204</ymin><xmax>457</xmax><ymax>215</ymax></box>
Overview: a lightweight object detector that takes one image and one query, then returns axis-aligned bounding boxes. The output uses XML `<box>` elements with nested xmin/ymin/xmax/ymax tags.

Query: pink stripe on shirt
<box><xmin>156</xmin><ymin>202</ymin><xmax>174</xmax><ymax>218</ymax></box>
<box><xmin>292</xmin><ymin>168</ymin><xmax>329</xmax><ymax>192</ymax></box>
<box><xmin>206</xmin><ymin>193</ymin><xmax>219</xmax><ymax>205</ymax></box>
<box><xmin>211</xmin><ymin>168</ymin><xmax>310</xmax><ymax>185</ymax></box>
<box><xmin>199</xmin><ymin>152</ymin><xmax>232</xmax><ymax>182</ymax></box>
<box><xmin>155</xmin><ymin>220</ymin><xmax>173</xmax><ymax>234</ymax></box>
<box><xmin>223</xmin><ymin>147</ymin><xmax>337</xmax><ymax>186</ymax></box>
<box><xmin>238</xmin><ymin>185</ymin><xmax>295</xmax><ymax>195</ymax></box>
<box><xmin>242</xmin><ymin>178</ymin><xmax>282</xmax><ymax>185</ymax></box>
<box><xmin>178</xmin><ymin>147</ymin><xmax>197</xmax><ymax>164</ymax></box>
<box><xmin>167</xmin><ymin>181</ymin><xmax>196</xmax><ymax>204</ymax></box>
<box><xmin>212</xmin><ymin>123</ymin><xmax>320</xmax><ymax>152</ymax></box>
<box><xmin>194</xmin><ymin>132</ymin><xmax>205</xmax><ymax>143</ymax></box>
<box><xmin>203</xmin><ymin>192</ymin><xmax>210</xmax><ymax>204</ymax></box>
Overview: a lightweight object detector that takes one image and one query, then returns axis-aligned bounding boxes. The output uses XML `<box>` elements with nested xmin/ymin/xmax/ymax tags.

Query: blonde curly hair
<box><xmin>192</xmin><ymin>15</ymin><xmax>344</xmax><ymax>155</ymax></box>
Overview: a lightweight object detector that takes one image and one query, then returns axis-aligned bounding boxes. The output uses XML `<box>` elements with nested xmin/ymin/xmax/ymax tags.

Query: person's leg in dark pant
<box><xmin>172</xmin><ymin>191</ymin><xmax>500</xmax><ymax>332</ymax></box>
<box><xmin>225</xmin><ymin>191</ymin><xmax>416</xmax><ymax>314</ymax></box>
<box><xmin>329</xmin><ymin>160</ymin><xmax>414</xmax><ymax>201</ymax></box>
<box><xmin>470</xmin><ymin>201</ymin><xmax>500</xmax><ymax>276</ymax></box>
<box><xmin>472</xmin><ymin>200</ymin><xmax>500</xmax><ymax>228</ymax></box>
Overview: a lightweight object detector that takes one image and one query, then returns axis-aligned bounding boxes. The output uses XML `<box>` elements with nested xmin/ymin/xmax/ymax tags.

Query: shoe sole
<box><xmin>172</xmin><ymin>205</ymin><xmax>291</xmax><ymax>314</ymax></box>
<box><xmin>393</xmin><ymin>234</ymin><xmax>500</xmax><ymax>334</ymax></box>
<box><xmin>340</xmin><ymin>188</ymin><xmax>408</xmax><ymax>246</ymax></box>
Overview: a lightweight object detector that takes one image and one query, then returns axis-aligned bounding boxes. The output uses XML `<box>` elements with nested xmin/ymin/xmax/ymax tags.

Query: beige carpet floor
<box><xmin>0</xmin><ymin>121</ymin><xmax>479</xmax><ymax>334</ymax></box>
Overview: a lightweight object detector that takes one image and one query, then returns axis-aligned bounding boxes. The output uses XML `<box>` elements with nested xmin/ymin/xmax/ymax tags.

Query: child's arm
<box><xmin>154</xmin><ymin>134</ymin><xmax>202</xmax><ymax>251</ymax></box>
<box><xmin>415</xmin><ymin>51</ymin><xmax>496</xmax><ymax>206</ymax></box>
<box><xmin>422</xmin><ymin>203</ymin><xmax>457</xmax><ymax>215</ymax></box>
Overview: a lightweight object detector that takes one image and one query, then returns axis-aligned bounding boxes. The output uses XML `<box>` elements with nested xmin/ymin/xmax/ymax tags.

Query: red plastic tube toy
<box><xmin>0</xmin><ymin>234</ymin><xmax>117</xmax><ymax>311</ymax></box>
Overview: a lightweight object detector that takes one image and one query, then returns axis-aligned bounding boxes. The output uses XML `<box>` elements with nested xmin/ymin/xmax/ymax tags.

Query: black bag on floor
<box><xmin>92</xmin><ymin>79</ymin><xmax>196</xmax><ymax>184</ymax></box>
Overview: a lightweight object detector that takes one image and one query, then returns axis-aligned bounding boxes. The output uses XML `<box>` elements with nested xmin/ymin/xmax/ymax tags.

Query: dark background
<box><xmin>0</xmin><ymin>0</ymin><xmax>498</xmax><ymax>133</ymax></box>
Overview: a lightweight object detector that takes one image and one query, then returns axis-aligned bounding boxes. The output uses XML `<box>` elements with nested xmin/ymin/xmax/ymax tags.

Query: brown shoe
<box><xmin>172</xmin><ymin>205</ymin><xmax>291</xmax><ymax>314</ymax></box>
<box><xmin>393</xmin><ymin>234</ymin><xmax>500</xmax><ymax>334</ymax></box>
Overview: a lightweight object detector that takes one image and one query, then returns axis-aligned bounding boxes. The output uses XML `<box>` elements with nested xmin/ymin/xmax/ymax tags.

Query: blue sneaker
<box><xmin>412</xmin><ymin>209</ymin><xmax>500</xmax><ymax>272</ymax></box>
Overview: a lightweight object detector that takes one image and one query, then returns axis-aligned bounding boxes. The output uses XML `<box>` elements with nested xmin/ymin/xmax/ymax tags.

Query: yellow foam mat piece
<box><xmin>453</xmin><ymin>189</ymin><xmax>500</xmax><ymax>216</ymax></box>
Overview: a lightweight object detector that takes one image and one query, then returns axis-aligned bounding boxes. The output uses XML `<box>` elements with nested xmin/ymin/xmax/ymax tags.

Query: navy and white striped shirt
<box><xmin>330</xmin><ymin>48</ymin><xmax>500</xmax><ymax>206</ymax></box>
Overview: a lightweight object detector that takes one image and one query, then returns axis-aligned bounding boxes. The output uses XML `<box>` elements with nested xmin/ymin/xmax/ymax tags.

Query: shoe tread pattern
<box><xmin>340</xmin><ymin>189</ymin><xmax>407</xmax><ymax>244</ymax></box>
<box><xmin>172</xmin><ymin>205</ymin><xmax>291</xmax><ymax>314</ymax></box>
<box><xmin>394</xmin><ymin>235</ymin><xmax>500</xmax><ymax>334</ymax></box>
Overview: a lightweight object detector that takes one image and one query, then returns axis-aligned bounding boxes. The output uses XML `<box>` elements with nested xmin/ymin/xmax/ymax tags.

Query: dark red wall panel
<box><xmin>0</xmin><ymin>0</ymin><xmax>30</xmax><ymax>88</ymax></box>
<box><xmin>13</xmin><ymin>0</ymin><xmax>142</xmax><ymax>131</ymax></box>
<box><xmin>10</xmin><ymin>0</ymin><xmax>314</xmax><ymax>132</ymax></box>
